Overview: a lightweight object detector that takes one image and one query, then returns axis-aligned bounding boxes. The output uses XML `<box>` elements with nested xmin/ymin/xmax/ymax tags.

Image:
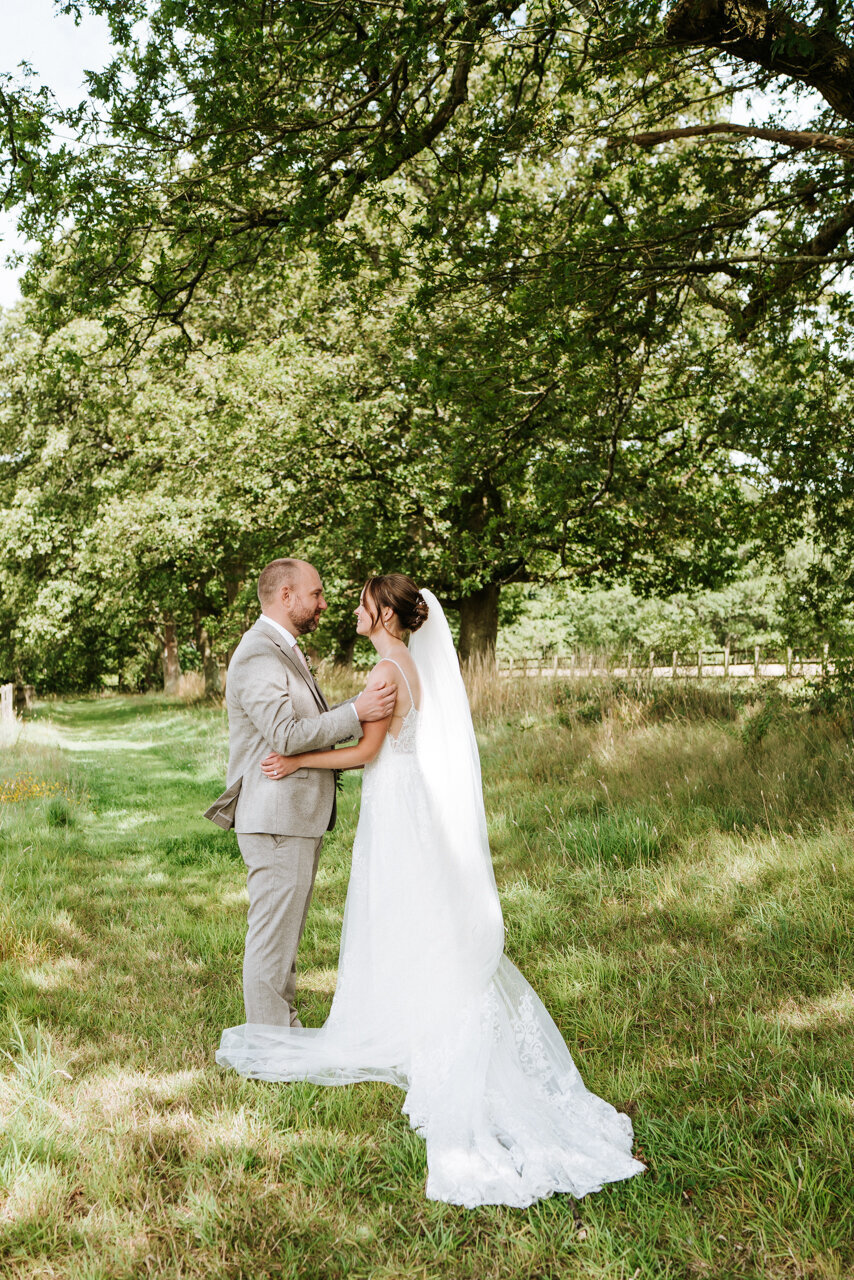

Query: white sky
<box><xmin>0</xmin><ymin>0</ymin><xmax>115</xmax><ymax>309</ymax></box>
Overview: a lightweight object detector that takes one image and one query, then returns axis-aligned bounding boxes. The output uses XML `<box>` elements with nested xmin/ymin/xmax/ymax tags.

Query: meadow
<box><xmin>0</xmin><ymin>674</ymin><xmax>852</xmax><ymax>1280</ymax></box>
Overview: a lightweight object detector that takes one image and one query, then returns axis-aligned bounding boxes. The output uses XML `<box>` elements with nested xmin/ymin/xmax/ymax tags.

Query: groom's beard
<box><xmin>292</xmin><ymin>606</ymin><xmax>322</xmax><ymax>636</ymax></box>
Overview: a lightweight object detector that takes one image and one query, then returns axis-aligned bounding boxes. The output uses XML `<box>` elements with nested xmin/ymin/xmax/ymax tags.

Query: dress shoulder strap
<box><xmin>377</xmin><ymin>657</ymin><xmax>415</xmax><ymax>706</ymax></box>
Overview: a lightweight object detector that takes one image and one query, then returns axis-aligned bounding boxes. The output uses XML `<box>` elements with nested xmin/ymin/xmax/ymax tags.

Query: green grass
<box><xmin>1</xmin><ymin>684</ymin><xmax>853</xmax><ymax>1279</ymax></box>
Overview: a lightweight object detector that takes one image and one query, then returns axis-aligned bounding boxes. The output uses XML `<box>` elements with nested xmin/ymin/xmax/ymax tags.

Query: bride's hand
<box><xmin>261</xmin><ymin>752</ymin><xmax>299</xmax><ymax>779</ymax></box>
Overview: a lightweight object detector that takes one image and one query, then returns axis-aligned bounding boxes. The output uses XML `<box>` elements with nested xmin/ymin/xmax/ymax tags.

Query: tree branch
<box><xmin>615</xmin><ymin>122</ymin><xmax>854</xmax><ymax>162</ymax></box>
<box><xmin>665</xmin><ymin>0</ymin><xmax>854</xmax><ymax>123</ymax></box>
<box><xmin>740</xmin><ymin>197</ymin><xmax>854</xmax><ymax>329</ymax></box>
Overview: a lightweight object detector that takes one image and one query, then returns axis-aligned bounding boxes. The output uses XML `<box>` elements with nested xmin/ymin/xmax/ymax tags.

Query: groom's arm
<box><xmin>331</xmin><ymin>696</ymin><xmax>363</xmax><ymax>743</ymax></box>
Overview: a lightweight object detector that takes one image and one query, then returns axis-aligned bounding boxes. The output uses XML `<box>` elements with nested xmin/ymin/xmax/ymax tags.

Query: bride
<box><xmin>217</xmin><ymin>574</ymin><xmax>644</xmax><ymax>1208</ymax></box>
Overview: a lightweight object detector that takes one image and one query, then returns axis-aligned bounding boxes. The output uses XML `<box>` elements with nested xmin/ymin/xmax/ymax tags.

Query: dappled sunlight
<box><xmin>543</xmin><ymin>945</ymin><xmax>622</xmax><ymax>999</ymax></box>
<box><xmin>95</xmin><ymin>808</ymin><xmax>158</xmax><ymax>831</ymax></box>
<box><xmin>0</xmin><ymin>1163</ymin><xmax>70</xmax><ymax>1226</ymax></box>
<box><xmin>19</xmin><ymin>955</ymin><xmax>88</xmax><ymax>993</ymax></box>
<box><xmin>774</xmin><ymin>988</ymin><xmax>854</xmax><ymax>1032</ymax></box>
<box><xmin>301</xmin><ymin>967</ymin><xmax>339</xmax><ymax>997</ymax></box>
<box><xmin>75</xmin><ymin>1067</ymin><xmax>207</xmax><ymax>1121</ymax></box>
<box><xmin>59</xmin><ymin>737</ymin><xmax>160</xmax><ymax>754</ymax></box>
<box><xmin>500</xmin><ymin>877</ymin><xmax>553</xmax><ymax>910</ymax></box>
<box><xmin>220</xmin><ymin>886</ymin><xmax>248</xmax><ymax>908</ymax></box>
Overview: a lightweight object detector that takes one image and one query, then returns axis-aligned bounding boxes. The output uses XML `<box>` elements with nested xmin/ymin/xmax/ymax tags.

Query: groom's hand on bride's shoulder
<box><xmin>354</xmin><ymin>681</ymin><xmax>396</xmax><ymax>722</ymax></box>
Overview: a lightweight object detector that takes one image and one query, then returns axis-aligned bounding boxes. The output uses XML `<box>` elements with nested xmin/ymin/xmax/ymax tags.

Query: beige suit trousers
<box><xmin>238</xmin><ymin>831</ymin><xmax>323</xmax><ymax>1027</ymax></box>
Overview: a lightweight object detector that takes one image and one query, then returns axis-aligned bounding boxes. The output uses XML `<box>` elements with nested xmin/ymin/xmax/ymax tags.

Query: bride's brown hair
<box><xmin>362</xmin><ymin>574</ymin><xmax>429</xmax><ymax>634</ymax></box>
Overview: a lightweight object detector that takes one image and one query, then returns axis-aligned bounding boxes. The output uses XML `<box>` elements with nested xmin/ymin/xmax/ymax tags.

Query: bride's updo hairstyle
<box><xmin>363</xmin><ymin>574</ymin><xmax>429</xmax><ymax>635</ymax></box>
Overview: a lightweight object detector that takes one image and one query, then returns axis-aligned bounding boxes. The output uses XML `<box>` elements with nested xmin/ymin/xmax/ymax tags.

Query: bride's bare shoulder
<box><xmin>373</xmin><ymin>653</ymin><xmax>421</xmax><ymax>705</ymax></box>
<box><xmin>366</xmin><ymin>657</ymin><xmax>402</xmax><ymax>688</ymax></box>
<box><xmin>365</xmin><ymin>659</ymin><xmax>397</xmax><ymax>687</ymax></box>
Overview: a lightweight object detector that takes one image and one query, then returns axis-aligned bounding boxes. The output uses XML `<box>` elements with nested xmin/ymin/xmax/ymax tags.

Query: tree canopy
<box><xmin>1</xmin><ymin>1</ymin><xmax>853</xmax><ymax>688</ymax></box>
<box><xmin>1</xmin><ymin>1</ymin><xmax>852</xmax><ymax>341</ymax></box>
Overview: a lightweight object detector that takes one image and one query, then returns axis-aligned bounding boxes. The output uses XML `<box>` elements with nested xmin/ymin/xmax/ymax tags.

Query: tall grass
<box><xmin>0</xmin><ymin>681</ymin><xmax>852</xmax><ymax>1278</ymax></box>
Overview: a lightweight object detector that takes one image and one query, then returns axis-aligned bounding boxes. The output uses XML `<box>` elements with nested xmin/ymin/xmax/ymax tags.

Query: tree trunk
<box><xmin>225</xmin><ymin>562</ymin><xmax>245</xmax><ymax>666</ymax></box>
<box><xmin>334</xmin><ymin>635</ymin><xmax>356</xmax><ymax>666</ymax></box>
<box><xmin>458</xmin><ymin>584</ymin><xmax>500</xmax><ymax>662</ymax></box>
<box><xmin>203</xmin><ymin>647</ymin><xmax>222</xmax><ymax>696</ymax></box>
<box><xmin>161</xmin><ymin>618</ymin><xmax>182</xmax><ymax>694</ymax></box>
<box><xmin>194</xmin><ymin>613</ymin><xmax>222</xmax><ymax>697</ymax></box>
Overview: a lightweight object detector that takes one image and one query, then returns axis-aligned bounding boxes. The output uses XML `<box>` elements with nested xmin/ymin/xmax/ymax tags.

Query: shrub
<box><xmin>45</xmin><ymin>796</ymin><xmax>74</xmax><ymax>828</ymax></box>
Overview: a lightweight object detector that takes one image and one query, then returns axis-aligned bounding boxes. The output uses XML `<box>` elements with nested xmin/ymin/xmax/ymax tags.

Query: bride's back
<box><xmin>372</xmin><ymin>652</ymin><xmax>421</xmax><ymax>741</ymax></box>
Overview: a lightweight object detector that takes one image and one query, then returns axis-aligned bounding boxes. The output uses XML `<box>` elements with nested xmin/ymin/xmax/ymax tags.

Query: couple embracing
<box><xmin>207</xmin><ymin>558</ymin><xmax>644</xmax><ymax>1209</ymax></box>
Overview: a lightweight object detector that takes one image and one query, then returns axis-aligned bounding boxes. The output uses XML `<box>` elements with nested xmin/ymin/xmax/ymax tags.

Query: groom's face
<box><xmin>286</xmin><ymin>565</ymin><xmax>327</xmax><ymax>635</ymax></box>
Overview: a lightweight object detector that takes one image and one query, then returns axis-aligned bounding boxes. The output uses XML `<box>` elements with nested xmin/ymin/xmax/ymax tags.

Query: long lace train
<box><xmin>219</xmin><ymin>951</ymin><xmax>642</xmax><ymax>1208</ymax></box>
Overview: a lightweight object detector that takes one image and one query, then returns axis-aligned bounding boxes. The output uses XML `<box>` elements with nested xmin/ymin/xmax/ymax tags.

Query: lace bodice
<box><xmin>388</xmin><ymin>703</ymin><xmax>418</xmax><ymax>753</ymax></box>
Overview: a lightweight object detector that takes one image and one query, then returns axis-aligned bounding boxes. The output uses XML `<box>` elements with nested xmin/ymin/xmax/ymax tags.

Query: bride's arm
<box><xmin>262</xmin><ymin>666</ymin><xmax>396</xmax><ymax>776</ymax></box>
<box><xmin>261</xmin><ymin>715</ymin><xmax>390</xmax><ymax>776</ymax></box>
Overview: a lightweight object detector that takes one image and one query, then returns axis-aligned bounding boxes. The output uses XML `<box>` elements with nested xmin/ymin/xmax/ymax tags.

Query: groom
<box><xmin>205</xmin><ymin>557</ymin><xmax>396</xmax><ymax>1027</ymax></box>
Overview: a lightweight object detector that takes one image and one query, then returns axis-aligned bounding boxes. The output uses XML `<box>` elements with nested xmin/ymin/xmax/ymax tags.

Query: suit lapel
<box><xmin>254</xmin><ymin>619</ymin><xmax>327</xmax><ymax>712</ymax></box>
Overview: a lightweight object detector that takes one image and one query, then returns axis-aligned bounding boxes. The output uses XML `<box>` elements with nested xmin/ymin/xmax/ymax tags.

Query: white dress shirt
<box><xmin>260</xmin><ymin>614</ymin><xmax>360</xmax><ymax>725</ymax></box>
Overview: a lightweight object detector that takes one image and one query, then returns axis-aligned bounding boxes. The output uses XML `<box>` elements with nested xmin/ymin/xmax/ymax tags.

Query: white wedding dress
<box><xmin>217</xmin><ymin>592</ymin><xmax>644</xmax><ymax>1208</ymax></box>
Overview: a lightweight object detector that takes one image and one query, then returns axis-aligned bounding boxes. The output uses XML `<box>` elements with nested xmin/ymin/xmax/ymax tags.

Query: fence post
<box><xmin>697</xmin><ymin>650</ymin><xmax>703</xmax><ymax>678</ymax></box>
<box><xmin>754</xmin><ymin>645</ymin><xmax>760</xmax><ymax>678</ymax></box>
<box><xmin>671</xmin><ymin>650</ymin><xmax>678</xmax><ymax>679</ymax></box>
<box><xmin>649</xmin><ymin>650</ymin><xmax>655</xmax><ymax>676</ymax></box>
<box><xmin>724</xmin><ymin>645</ymin><xmax>730</xmax><ymax>677</ymax></box>
<box><xmin>823</xmin><ymin>642</ymin><xmax>829</xmax><ymax>675</ymax></box>
<box><xmin>626</xmin><ymin>651</ymin><xmax>632</xmax><ymax>677</ymax></box>
<box><xmin>786</xmin><ymin>646</ymin><xmax>792</xmax><ymax>678</ymax></box>
<box><xmin>0</xmin><ymin>683</ymin><xmax>13</xmax><ymax>723</ymax></box>
<box><xmin>552</xmin><ymin>655</ymin><xmax>558</xmax><ymax>677</ymax></box>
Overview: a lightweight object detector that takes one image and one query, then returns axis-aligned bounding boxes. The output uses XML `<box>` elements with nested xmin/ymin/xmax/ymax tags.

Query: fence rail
<box><xmin>498</xmin><ymin>645</ymin><xmax>832</xmax><ymax>681</ymax></box>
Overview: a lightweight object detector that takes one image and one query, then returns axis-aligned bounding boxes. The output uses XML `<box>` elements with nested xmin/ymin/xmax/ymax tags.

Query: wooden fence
<box><xmin>0</xmin><ymin>683</ymin><xmax>35</xmax><ymax>721</ymax></box>
<box><xmin>498</xmin><ymin>645</ymin><xmax>832</xmax><ymax>681</ymax></box>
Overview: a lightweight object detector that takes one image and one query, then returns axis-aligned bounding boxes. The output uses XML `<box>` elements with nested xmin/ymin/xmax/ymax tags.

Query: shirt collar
<box><xmin>260</xmin><ymin>614</ymin><xmax>298</xmax><ymax>648</ymax></box>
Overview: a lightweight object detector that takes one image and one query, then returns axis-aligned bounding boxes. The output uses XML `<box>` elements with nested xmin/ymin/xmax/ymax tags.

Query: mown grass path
<box><xmin>1</xmin><ymin>690</ymin><xmax>853</xmax><ymax>1279</ymax></box>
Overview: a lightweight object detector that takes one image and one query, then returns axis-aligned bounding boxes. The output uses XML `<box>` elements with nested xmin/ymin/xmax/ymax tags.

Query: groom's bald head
<box><xmin>257</xmin><ymin>558</ymin><xmax>312</xmax><ymax>608</ymax></box>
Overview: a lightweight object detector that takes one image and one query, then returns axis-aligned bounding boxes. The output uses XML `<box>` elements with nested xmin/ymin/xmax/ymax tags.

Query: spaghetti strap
<box><xmin>377</xmin><ymin>657</ymin><xmax>417</xmax><ymax>709</ymax></box>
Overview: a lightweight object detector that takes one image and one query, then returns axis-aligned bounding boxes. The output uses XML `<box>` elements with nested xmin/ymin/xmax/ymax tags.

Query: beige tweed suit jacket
<box><xmin>205</xmin><ymin>618</ymin><xmax>362</xmax><ymax>836</ymax></box>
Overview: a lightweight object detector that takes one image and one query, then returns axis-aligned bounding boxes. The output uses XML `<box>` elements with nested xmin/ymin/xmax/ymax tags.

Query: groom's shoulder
<box><xmin>226</xmin><ymin>629</ymin><xmax>278</xmax><ymax>703</ymax></box>
<box><xmin>231</xmin><ymin>622</ymin><xmax>281</xmax><ymax>667</ymax></box>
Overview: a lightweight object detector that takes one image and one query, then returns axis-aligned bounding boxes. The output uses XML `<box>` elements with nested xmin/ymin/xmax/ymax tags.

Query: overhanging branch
<box><xmin>614</xmin><ymin>123</ymin><xmax>854</xmax><ymax>162</ymax></box>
